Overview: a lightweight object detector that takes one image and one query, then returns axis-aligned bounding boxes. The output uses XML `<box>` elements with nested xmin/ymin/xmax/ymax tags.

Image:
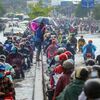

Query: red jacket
<box><xmin>52</xmin><ymin>71</ymin><xmax>72</xmax><ymax>100</ymax></box>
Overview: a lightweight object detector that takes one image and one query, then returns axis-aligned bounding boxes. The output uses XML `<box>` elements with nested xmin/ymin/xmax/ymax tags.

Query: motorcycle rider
<box><xmin>56</xmin><ymin>67</ymin><xmax>89</xmax><ymax>100</ymax></box>
<box><xmin>0</xmin><ymin>64</ymin><xmax>15</xmax><ymax>100</ymax></box>
<box><xmin>0</xmin><ymin>55</ymin><xmax>15</xmax><ymax>82</ymax></box>
<box><xmin>68</xmin><ymin>33</ymin><xmax>77</xmax><ymax>51</ymax></box>
<box><xmin>83</xmin><ymin>40</ymin><xmax>96</xmax><ymax>60</ymax></box>
<box><xmin>6</xmin><ymin>47</ymin><xmax>25</xmax><ymax>79</ymax></box>
<box><xmin>84</xmin><ymin>78</ymin><xmax>100</xmax><ymax>100</ymax></box>
<box><xmin>18</xmin><ymin>43</ymin><xmax>30</xmax><ymax>70</ymax></box>
<box><xmin>53</xmin><ymin>59</ymin><xmax>74</xmax><ymax>100</ymax></box>
<box><xmin>78</xmin><ymin>35</ymin><xmax>86</xmax><ymax>52</ymax></box>
<box><xmin>0</xmin><ymin>44</ymin><xmax>8</xmax><ymax>56</ymax></box>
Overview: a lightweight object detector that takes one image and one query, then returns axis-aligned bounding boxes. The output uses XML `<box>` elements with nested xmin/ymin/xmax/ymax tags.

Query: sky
<box><xmin>51</xmin><ymin>0</ymin><xmax>81</xmax><ymax>5</ymax></box>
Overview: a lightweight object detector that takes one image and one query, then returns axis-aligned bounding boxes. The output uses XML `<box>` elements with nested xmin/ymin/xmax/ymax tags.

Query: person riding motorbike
<box><xmin>18</xmin><ymin>43</ymin><xmax>31</xmax><ymax>70</ymax></box>
<box><xmin>84</xmin><ymin>78</ymin><xmax>100</xmax><ymax>100</ymax></box>
<box><xmin>0</xmin><ymin>55</ymin><xmax>15</xmax><ymax>82</ymax></box>
<box><xmin>68</xmin><ymin>33</ymin><xmax>77</xmax><ymax>51</ymax></box>
<box><xmin>53</xmin><ymin>59</ymin><xmax>74</xmax><ymax>100</ymax></box>
<box><xmin>0</xmin><ymin>44</ymin><xmax>8</xmax><ymax>56</ymax></box>
<box><xmin>83</xmin><ymin>40</ymin><xmax>96</xmax><ymax>61</ymax></box>
<box><xmin>66</xmin><ymin>43</ymin><xmax>76</xmax><ymax>60</ymax></box>
<box><xmin>6</xmin><ymin>47</ymin><xmax>25</xmax><ymax>79</ymax></box>
<box><xmin>78</xmin><ymin>35</ymin><xmax>86</xmax><ymax>52</ymax></box>
<box><xmin>57</xmin><ymin>67</ymin><xmax>89</xmax><ymax>100</ymax></box>
<box><xmin>0</xmin><ymin>64</ymin><xmax>15</xmax><ymax>100</ymax></box>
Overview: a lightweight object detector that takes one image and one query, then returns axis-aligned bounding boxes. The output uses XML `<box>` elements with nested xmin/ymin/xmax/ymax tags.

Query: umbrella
<box><xmin>32</xmin><ymin>17</ymin><xmax>57</xmax><ymax>26</ymax></box>
<box><xmin>29</xmin><ymin>21</ymin><xmax>39</xmax><ymax>32</ymax></box>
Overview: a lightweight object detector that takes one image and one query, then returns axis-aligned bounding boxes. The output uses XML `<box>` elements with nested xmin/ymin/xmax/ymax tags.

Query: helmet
<box><xmin>54</xmin><ymin>55</ymin><xmax>59</xmax><ymax>62</ymax></box>
<box><xmin>75</xmin><ymin>67</ymin><xmax>89</xmax><ymax>80</ymax></box>
<box><xmin>13</xmin><ymin>36</ymin><xmax>17</xmax><ymax>40</ymax></box>
<box><xmin>88</xmin><ymin>40</ymin><xmax>92</xmax><ymax>43</ymax></box>
<box><xmin>93</xmin><ymin>65</ymin><xmax>100</xmax><ymax>71</ymax></box>
<box><xmin>84</xmin><ymin>78</ymin><xmax>100</xmax><ymax>99</ymax></box>
<box><xmin>54</xmin><ymin>53</ymin><xmax>68</xmax><ymax>62</ymax></box>
<box><xmin>0</xmin><ymin>44</ymin><xmax>3</xmax><ymax>49</ymax></box>
<box><xmin>59</xmin><ymin>53</ymin><xmax>68</xmax><ymax>61</ymax></box>
<box><xmin>19</xmin><ymin>42</ymin><xmax>24</xmax><ymax>47</ymax></box>
<box><xmin>0</xmin><ymin>55</ymin><xmax>6</xmax><ymax>61</ymax></box>
<box><xmin>86</xmin><ymin>59</ymin><xmax>95</xmax><ymax>66</ymax></box>
<box><xmin>57</xmin><ymin>47</ymin><xmax>66</xmax><ymax>55</ymax></box>
<box><xmin>7</xmin><ymin>36</ymin><xmax>12</xmax><ymax>40</ymax></box>
<box><xmin>0</xmin><ymin>64</ymin><xmax>5</xmax><ymax>71</ymax></box>
<box><xmin>63</xmin><ymin>59</ymin><xmax>74</xmax><ymax>70</ymax></box>
<box><xmin>64</xmin><ymin>51</ymin><xmax>73</xmax><ymax>58</ymax></box>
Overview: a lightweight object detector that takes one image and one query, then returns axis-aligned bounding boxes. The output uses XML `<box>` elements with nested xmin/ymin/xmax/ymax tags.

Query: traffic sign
<box><xmin>82</xmin><ymin>0</ymin><xmax>94</xmax><ymax>8</ymax></box>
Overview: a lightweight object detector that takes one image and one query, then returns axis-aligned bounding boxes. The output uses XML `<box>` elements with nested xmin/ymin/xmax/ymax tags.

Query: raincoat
<box><xmin>46</xmin><ymin>44</ymin><xmax>57</xmax><ymax>59</ymax></box>
<box><xmin>83</xmin><ymin>43</ymin><xmax>96</xmax><ymax>59</ymax></box>
<box><xmin>53</xmin><ymin>71</ymin><xmax>72</xmax><ymax>100</ymax></box>
<box><xmin>56</xmin><ymin>79</ymin><xmax>85</xmax><ymax>100</ymax></box>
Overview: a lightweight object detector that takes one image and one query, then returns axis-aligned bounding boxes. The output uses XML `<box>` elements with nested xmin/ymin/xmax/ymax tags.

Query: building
<box><xmin>1</xmin><ymin>0</ymin><xmax>28</xmax><ymax>13</ymax></box>
<box><xmin>95</xmin><ymin>0</ymin><xmax>100</xmax><ymax>4</ymax></box>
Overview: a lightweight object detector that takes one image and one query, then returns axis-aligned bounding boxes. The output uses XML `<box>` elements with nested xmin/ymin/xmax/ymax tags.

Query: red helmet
<box><xmin>64</xmin><ymin>51</ymin><xmax>73</xmax><ymax>57</ymax></box>
<box><xmin>88</xmin><ymin>40</ymin><xmax>93</xmax><ymax>43</ymax></box>
<box><xmin>59</xmin><ymin>53</ymin><xmax>68</xmax><ymax>61</ymax></box>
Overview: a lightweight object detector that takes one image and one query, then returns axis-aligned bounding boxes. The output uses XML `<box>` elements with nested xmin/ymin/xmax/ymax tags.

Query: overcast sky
<box><xmin>52</xmin><ymin>0</ymin><xmax>81</xmax><ymax>5</ymax></box>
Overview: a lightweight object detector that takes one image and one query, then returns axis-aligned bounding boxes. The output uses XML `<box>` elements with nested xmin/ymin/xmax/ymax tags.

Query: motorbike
<box><xmin>84</xmin><ymin>53</ymin><xmax>95</xmax><ymax>65</ymax></box>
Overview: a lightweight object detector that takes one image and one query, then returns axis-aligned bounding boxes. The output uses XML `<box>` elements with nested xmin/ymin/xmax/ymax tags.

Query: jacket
<box><xmin>53</xmin><ymin>71</ymin><xmax>72</xmax><ymax>100</ymax></box>
<box><xmin>83</xmin><ymin>43</ymin><xmax>96</xmax><ymax>55</ymax></box>
<box><xmin>56</xmin><ymin>79</ymin><xmax>85</xmax><ymax>100</ymax></box>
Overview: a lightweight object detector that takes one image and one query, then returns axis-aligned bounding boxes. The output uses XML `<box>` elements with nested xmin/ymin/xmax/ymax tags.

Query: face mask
<box><xmin>91</xmin><ymin>71</ymin><xmax>98</xmax><ymax>78</ymax></box>
<box><xmin>0</xmin><ymin>73</ymin><xmax>4</xmax><ymax>78</ymax></box>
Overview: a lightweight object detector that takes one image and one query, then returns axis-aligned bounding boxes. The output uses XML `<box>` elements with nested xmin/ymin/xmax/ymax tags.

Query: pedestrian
<box><xmin>34</xmin><ymin>22</ymin><xmax>46</xmax><ymax>61</ymax></box>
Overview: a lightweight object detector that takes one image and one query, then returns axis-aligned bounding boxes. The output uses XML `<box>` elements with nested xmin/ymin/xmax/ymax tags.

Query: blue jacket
<box><xmin>34</xmin><ymin>27</ymin><xmax>44</xmax><ymax>42</ymax></box>
<box><xmin>82</xmin><ymin>43</ymin><xmax>96</xmax><ymax>55</ymax></box>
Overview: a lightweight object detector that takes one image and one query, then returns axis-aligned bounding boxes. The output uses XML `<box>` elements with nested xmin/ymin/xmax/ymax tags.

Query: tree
<box><xmin>75</xmin><ymin>2</ymin><xmax>89</xmax><ymax>17</ymax></box>
<box><xmin>0</xmin><ymin>2</ymin><xmax>5</xmax><ymax>16</ymax></box>
<box><xmin>28</xmin><ymin>0</ymin><xmax>53</xmax><ymax>19</ymax></box>
<box><xmin>93</xmin><ymin>4</ymin><xmax>100</xmax><ymax>20</ymax></box>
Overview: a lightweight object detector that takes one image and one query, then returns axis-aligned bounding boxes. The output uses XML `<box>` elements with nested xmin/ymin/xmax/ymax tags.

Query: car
<box><xmin>3</xmin><ymin>27</ymin><xmax>24</xmax><ymax>37</ymax></box>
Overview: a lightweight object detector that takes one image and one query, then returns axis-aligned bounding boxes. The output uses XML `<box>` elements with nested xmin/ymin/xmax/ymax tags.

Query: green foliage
<box><xmin>75</xmin><ymin>2</ymin><xmax>89</xmax><ymax>17</ymax></box>
<box><xmin>0</xmin><ymin>2</ymin><xmax>5</xmax><ymax>16</ymax></box>
<box><xmin>28</xmin><ymin>1</ymin><xmax>53</xmax><ymax>19</ymax></box>
<box><xmin>93</xmin><ymin>4</ymin><xmax>100</xmax><ymax>20</ymax></box>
